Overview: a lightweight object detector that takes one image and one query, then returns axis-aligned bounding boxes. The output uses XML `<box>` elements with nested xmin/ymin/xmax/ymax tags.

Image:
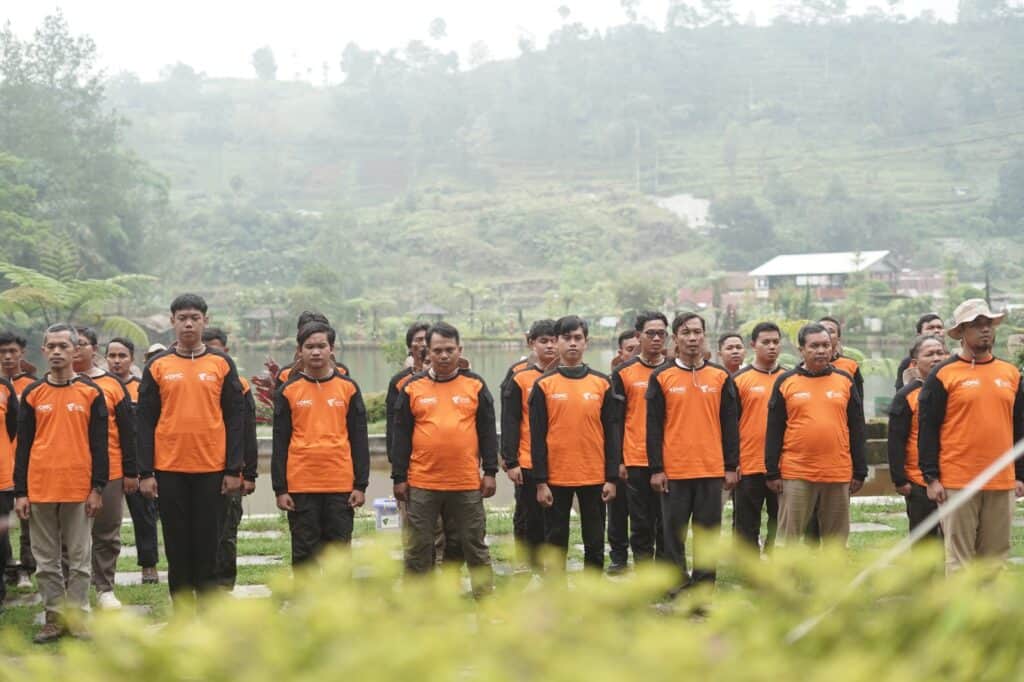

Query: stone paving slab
<box><xmin>238</xmin><ymin>530</ymin><xmax>284</xmax><ymax>540</ymax></box>
<box><xmin>231</xmin><ymin>584</ymin><xmax>271</xmax><ymax>599</ymax></box>
<box><xmin>4</xmin><ymin>592</ymin><xmax>41</xmax><ymax>607</ymax></box>
<box><xmin>236</xmin><ymin>555</ymin><xmax>283</xmax><ymax>566</ymax></box>
<box><xmin>849</xmin><ymin>522</ymin><xmax>896</xmax><ymax>533</ymax></box>
<box><xmin>116</xmin><ymin>570</ymin><xmax>168</xmax><ymax>586</ymax></box>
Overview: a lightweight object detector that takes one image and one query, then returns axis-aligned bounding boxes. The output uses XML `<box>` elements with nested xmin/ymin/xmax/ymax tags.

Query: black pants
<box><xmin>19</xmin><ymin>517</ymin><xmax>34</xmax><ymax>573</ymax></box>
<box><xmin>607</xmin><ymin>477</ymin><xmax>629</xmax><ymax>565</ymax></box>
<box><xmin>287</xmin><ymin>493</ymin><xmax>355</xmax><ymax>566</ymax></box>
<box><xmin>0</xmin><ymin>492</ymin><xmax>12</xmax><ymax>601</ymax></box>
<box><xmin>732</xmin><ymin>473</ymin><xmax>779</xmax><ymax>552</ymax></box>
<box><xmin>215</xmin><ymin>493</ymin><xmax>244</xmax><ymax>588</ymax></box>
<box><xmin>544</xmin><ymin>484</ymin><xmax>606</xmax><ymax>571</ymax></box>
<box><xmin>905</xmin><ymin>483</ymin><xmax>941</xmax><ymax>538</ymax></box>
<box><xmin>124</xmin><ymin>488</ymin><xmax>160</xmax><ymax>568</ymax></box>
<box><xmin>661</xmin><ymin>477</ymin><xmax>723</xmax><ymax>588</ymax></box>
<box><xmin>156</xmin><ymin>471</ymin><xmax>225</xmax><ymax>597</ymax></box>
<box><xmin>626</xmin><ymin>466</ymin><xmax>664</xmax><ymax>562</ymax></box>
<box><xmin>514</xmin><ymin>469</ymin><xmax>545</xmax><ymax>568</ymax></box>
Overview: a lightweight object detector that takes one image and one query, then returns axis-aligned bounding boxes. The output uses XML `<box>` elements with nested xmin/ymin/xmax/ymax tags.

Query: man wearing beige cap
<box><xmin>918</xmin><ymin>298</ymin><xmax>1024</xmax><ymax>572</ymax></box>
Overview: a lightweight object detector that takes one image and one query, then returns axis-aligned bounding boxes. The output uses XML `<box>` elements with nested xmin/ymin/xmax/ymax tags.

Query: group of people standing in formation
<box><xmin>0</xmin><ymin>290</ymin><xmax>1021</xmax><ymax>642</ymax></box>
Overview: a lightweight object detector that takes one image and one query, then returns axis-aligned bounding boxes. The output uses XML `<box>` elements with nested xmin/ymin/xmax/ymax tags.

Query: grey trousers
<box><xmin>91</xmin><ymin>478</ymin><xmax>124</xmax><ymax>593</ymax></box>
<box><xmin>775</xmin><ymin>479</ymin><xmax>850</xmax><ymax>547</ymax></box>
<box><xmin>405</xmin><ymin>487</ymin><xmax>492</xmax><ymax>595</ymax></box>
<box><xmin>32</xmin><ymin>502</ymin><xmax>93</xmax><ymax>614</ymax></box>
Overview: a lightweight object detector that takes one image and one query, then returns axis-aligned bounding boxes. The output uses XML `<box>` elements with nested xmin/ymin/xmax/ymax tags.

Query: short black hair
<box><xmin>0</xmin><ymin>331</ymin><xmax>27</xmax><ymax>349</ymax></box>
<box><xmin>202</xmin><ymin>327</ymin><xmax>229</xmax><ymax>346</ymax></box>
<box><xmin>297</xmin><ymin>321</ymin><xmax>336</xmax><ymax>347</ymax></box>
<box><xmin>798</xmin><ymin>322</ymin><xmax>830</xmax><ymax>347</ymax></box>
<box><xmin>617</xmin><ymin>329</ymin><xmax>638</xmax><ymax>348</ymax></box>
<box><xmin>818</xmin><ymin>315</ymin><xmax>842</xmax><ymax>337</ymax></box>
<box><xmin>915</xmin><ymin>313</ymin><xmax>942</xmax><ymax>334</ymax></box>
<box><xmin>75</xmin><ymin>326</ymin><xmax>98</xmax><ymax>347</ymax></box>
<box><xmin>717</xmin><ymin>332</ymin><xmax>743</xmax><ymax>349</ymax></box>
<box><xmin>426</xmin><ymin>322</ymin><xmax>460</xmax><ymax>347</ymax></box>
<box><xmin>672</xmin><ymin>312</ymin><xmax>706</xmax><ymax>334</ymax></box>
<box><xmin>634</xmin><ymin>310</ymin><xmax>669</xmax><ymax>333</ymax></box>
<box><xmin>297</xmin><ymin>310</ymin><xmax>330</xmax><ymax>331</ymax></box>
<box><xmin>527</xmin><ymin>319</ymin><xmax>557</xmax><ymax>342</ymax></box>
<box><xmin>106</xmin><ymin>337</ymin><xmax>135</xmax><ymax>357</ymax></box>
<box><xmin>554</xmin><ymin>315</ymin><xmax>588</xmax><ymax>339</ymax></box>
<box><xmin>43</xmin><ymin>323</ymin><xmax>78</xmax><ymax>346</ymax></box>
<box><xmin>750</xmin><ymin>321</ymin><xmax>782</xmax><ymax>344</ymax></box>
<box><xmin>405</xmin><ymin>322</ymin><xmax>431</xmax><ymax>349</ymax></box>
<box><xmin>909</xmin><ymin>334</ymin><xmax>947</xmax><ymax>360</ymax></box>
<box><xmin>170</xmin><ymin>293</ymin><xmax>208</xmax><ymax>315</ymax></box>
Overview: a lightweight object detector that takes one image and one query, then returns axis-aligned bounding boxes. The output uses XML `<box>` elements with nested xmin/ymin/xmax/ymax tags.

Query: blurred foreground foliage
<box><xmin>3</xmin><ymin>538</ymin><xmax>1022</xmax><ymax>681</ymax></box>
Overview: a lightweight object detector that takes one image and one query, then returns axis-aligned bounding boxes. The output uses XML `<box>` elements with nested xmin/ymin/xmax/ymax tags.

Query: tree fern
<box><xmin>99</xmin><ymin>315</ymin><xmax>150</xmax><ymax>350</ymax></box>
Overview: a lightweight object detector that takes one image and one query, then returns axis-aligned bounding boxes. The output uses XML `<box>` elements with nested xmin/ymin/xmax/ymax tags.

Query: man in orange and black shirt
<box><xmin>392</xmin><ymin>322</ymin><xmax>498</xmax><ymax>595</ymax></box>
<box><xmin>605</xmin><ymin>328</ymin><xmax>639</xmax><ymax>571</ymax></box>
<box><xmin>919</xmin><ymin>299</ymin><xmax>1024</xmax><ymax>571</ymax></box>
<box><xmin>203</xmin><ymin>328</ymin><xmax>259</xmax><ymax>589</ymax></box>
<box><xmin>647</xmin><ymin>312</ymin><xmax>739</xmax><ymax>590</ymax></box>
<box><xmin>819</xmin><ymin>316</ymin><xmax>864</xmax><ymax>398</ymax></box>
<box><xmin>386</xmin><ymin>322</ymin><xmax>430</xmax><ymax>462</ymax></box>
<box><xmin>610</xmin><ymin>311</ymin><xmax>668</xmax><ymax>565</ymax></box>
<box><xmin>273</xmin><ymin>322</ymin><xmax>370</xmax><ymax>565</ymax></box>
<box><xmin>766</xmin><ymin>323</ymin><xmax>867</xmax><ymax>546</ymax></box>
<box><xmin>14</xmin><ymin>324</ymin><xmax>108</xmax><ymax>642</ymax></box>
<box><xmin>105</xmin><ymin>337</ymin><xmax>159</xmax><ymax>584</ymax></box>
<box><xmin>0</xmin><ymin>330</ymin><xmax>37</xmax><ymax>585</ymax></box>
<box><xmin>530</xmin><ymin>315</ymin><xmax>620</xmax><ymax>571</ymax></box>
<box><xmin>0</xmin><ymin>367</ymin><xmax>18</xmax><ymax>607</ymax></box>
<box><xmin>276</xmin><ymin>311</ymin><xmax>350</xmax><ymax>386</ymax></box>
<box><xmin>732</xmin><ymin>322</ymin><xmax>784</xmax><ymax>552</ymax></box>
<box><xmin>138</xmin><ymin>294</ymin><xmax>245</xmax><ymax>598</ymax></box>
<box><xmin>501</xmin><ymin>318</ymin><xmax>558</xmax><ymax>569</ymax></box>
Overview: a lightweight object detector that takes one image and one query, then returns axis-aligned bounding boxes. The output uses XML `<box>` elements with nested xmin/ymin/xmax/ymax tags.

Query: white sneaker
<box><xmin>97</xmin><ymin>591</ymin><xmax>122</xmax><ymax>610</ymax></box>
<box><xmin>17</xmin><ymin>572</ymin><xmax>32</xmax><ymax>589</ymax></box>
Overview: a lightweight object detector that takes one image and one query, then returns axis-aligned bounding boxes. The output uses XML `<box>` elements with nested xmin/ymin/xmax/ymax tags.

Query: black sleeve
<box><xmin>4</xmin><ymin>383</ymin><xmax>18</xmax><ymax>442</ymax></box>
<box><xmin>1013</xmin><ymin>371</ymin><xmax>1024</xmax><ymax>482</ymax></box>
<box><xmin>476</xmin><ymin>382</ymin><xmax>499</xmax><ymax>477</ymax></box>
<box><xmin>645</xmin><ymin>374</ymin><xmax>666</xmax><ymax>473</ymax></box>
<box><xmin>886</xmin><ymin>391</ymin><xmax>912</xmax><ymax>487</ymax></box>
<box><xmin>847</xmin><ymin>383</ymin><xmax>867</xmax><ymax>481</ymax></box>
<box><xmin>528</xmin><ymin>383</ymin><xmax>550</xmax><ymax>482</ymax></box>
<box><xmin>500</xmin><ymin>378</ymin><xmax>524</xmax><ymax>468</ymax></box>
<box><xmin>270</xmin><ymin>388</ymin><xmax>292</xmax><ymax>495</ymax></box>
<box><xmin>764</xmin><ymin>377</ymin><xmax>788</xmax><ymax>480</ymax></box>
<box><xmin>89</xmin><ymin>389</ymin><xmax>110</xmax><ymax>491</ymax></box>
<box><xmin>13</xmin><ymin>393</ymin><xmax>35</xmax><ymax>497</ymax></box>
<box><xmin>610</xmin><ymin>370</ymin><xmax>627</xmax><ymax>452</ymax></box>
<box><xmin>391</xmin><ymin>388</ymin><xmax>414</xmax><ymax>483</ymax></box>
<box><xmin>348</xmin><ymin>388</ymin><xmax>371</xmax><ymax>492</ymax></box>
<box><xmin>114</xmin><ymin>391</ymin><xmax>138</xmax><ymax>478</ymax></box>
<box><xmin>601</xmin><ymin>384</ymin><xmax>622</xmax><ymax>482</ymax></box>
<box><xmin>894</xmin><ymin>356</ymin><xmax>911</xmax><ymax>390</ymax></box>
<box><xmin>136</xmin><ymin>365</ymin><xmax>161</xmax><ymax>477</ymax></box>
<box><xmin>853</xmin><ymin>366</ymin><xmax>865</xmax><ymax>399</ymax></box>
<box><xmin>720</xmin><ymin>375</ymin><xmax>740</xmax><ymax>472</ymax></box>
<box><xmin>242</xmin><ymin>391</ymin><xmax>259</xmax><ymax>481</ymax></box>
<box><xmin>220</xmin><ymin>358</ymin><xmax>246</xmax><ymax>475</ymax></box>
<box><xmin>917</xmin><ymin>371</ymin><xmax>948</xmax><ymax>483</ymax></box>
<box><xmin>384</xmin><ymin>374</ymin><xmax>401</xmax><ymax>463</ymax></box>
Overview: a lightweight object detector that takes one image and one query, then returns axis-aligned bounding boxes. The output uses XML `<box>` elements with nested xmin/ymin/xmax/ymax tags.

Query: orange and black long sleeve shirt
<box><xmin>391</xmin><ymin>369</ymin><xmax>498</xmax><ymax>491</ymax></box>
<box><xmin>734</xmin><ymin>365</ymin><xmax>785</xmax><ymax>476</ymax></box>
<box><xmin>137</xmin><ymin>348</ymin><xmax>245</xmax><ymax>476</ymax></box>
<box><xmin>14</xmin><ymin>376</ymin><xmax>109</xmax><ymax>501</ymax></box>
<box><xmin>645</xmin><ymin>360</ymin><xmax>739</xmax><ymax>479</ymax></box>
<box><xmin>832</xmin><ymin>355</ymin><xmax>864</xmax><ymax>398</ymax></box>
<box><xmin>240</xmin><ymin>376</ymin><xmax>259</xmax><ymax>482</ymax></box>
<box><xmin>918</xmin><ymin>355</ymin><xmax>1024</xmax><ymax>490</ymax></box>
<box><xmin>11</xmin><ymin>373</ymin><xmax>36</xmax><ymax>399</ymax></box>
<box><xmin>0</xmin><ymin>377</ymin><xmax>19</xmax><ymax>491</ymax></box>
<box><xmin>277</xmin><ymin>361</ymin><xmax>350</xmax><ymax>386</ymax></box>
<box><xmin>610</xmin><ymin>357</ymin><xmax>663</xmax><ymax>469</ymax></box>
<box><xmin>385</xmin><ymin>367</ymin><xmax>416</xmax><ymax>462</ymax></box>
<box><xmin>528</xmin><ymin>365</ymin><xmax>620</xmax><ymax>486</ymax></box>
<box><xmin>122</xmin><ymin>375</ymin><xmax>140</xmax><ymax>403</ymax></box>
<box><xmin>765</xmin><ymin>366</ymin><xmax>867</xmax><ymax>483</ymax></box>
<box><xmin>887</xmin><ymin>379</ymin><xmax>925</xmax><ymax>488</ymax></box>
<box><xmin>271</xmin><ymin>370</ymin><xmax>370</xmax><ymax>495</ymax></box>
<box><xmin>500</xmin><ymin>364</ymin><xmax>544</xmax><ymax>470</ymax></box>
<box><xmin>92</xmin><ymin>372</ymin><xmax>138</xmax><ymax>480</ymax></box>
<box><xmin>499</xmin><ymin>358</ymin><xmax>529</xmax><ymax>393</ymax></box>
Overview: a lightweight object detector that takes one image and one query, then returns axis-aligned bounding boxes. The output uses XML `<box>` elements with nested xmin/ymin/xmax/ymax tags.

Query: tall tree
<box><xmin>251</xmin><ymin>46</ymin><xmax>277</xmax><ymax>80</ymax></box>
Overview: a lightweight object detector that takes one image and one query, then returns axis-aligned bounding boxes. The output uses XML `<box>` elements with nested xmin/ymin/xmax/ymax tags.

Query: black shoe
<box><xmin>606</xmin><ymin>562</ymin><xmax>629</xmax><ymax>576</ymax></box>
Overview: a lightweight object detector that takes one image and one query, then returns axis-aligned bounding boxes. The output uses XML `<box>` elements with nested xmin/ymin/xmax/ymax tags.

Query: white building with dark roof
<box><xmin>748</xmin><ymin>250</ymin><xmax>897</xmax><ymax>300</ymax></box>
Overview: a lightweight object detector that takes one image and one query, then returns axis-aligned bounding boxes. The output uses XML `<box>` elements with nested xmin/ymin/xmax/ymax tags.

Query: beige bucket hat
<box><xmin>947</xmin><ymin>298</ymin><xmax>1005</xmax><ymax>340</ymax></box>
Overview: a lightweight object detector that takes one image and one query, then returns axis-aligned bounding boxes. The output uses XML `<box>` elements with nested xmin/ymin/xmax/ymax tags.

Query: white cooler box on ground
<box><xmin>373</xmin><ymin>497</ymin><xmax>401</xmax><ymax>530</ymax></box>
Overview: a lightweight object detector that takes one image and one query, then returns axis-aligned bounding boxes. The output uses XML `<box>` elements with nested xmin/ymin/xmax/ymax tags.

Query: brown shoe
<box><xmin>142</xmin><ymin>567</ymin><xmax>159</xmax><ymax>584</ymax></box>
<box><xmin>33</xmin><ymin>612</ymin><xmax>65</xmax><ymax>644</ymax></box>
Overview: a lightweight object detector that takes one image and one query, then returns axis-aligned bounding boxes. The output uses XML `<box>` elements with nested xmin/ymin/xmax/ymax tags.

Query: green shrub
<box><xmin>364</xmin><ymin>391</ymin><xmax>386</xmax><ymax>423</ymax></box>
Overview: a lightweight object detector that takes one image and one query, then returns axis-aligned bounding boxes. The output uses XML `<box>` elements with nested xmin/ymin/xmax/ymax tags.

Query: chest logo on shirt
<box><xmin>66</xmin><ymin>402</ymin><xmax>86</xmax><ymax>413</ymax></box>
<box><xmin>960</xmin><ymin>378</ymin><xmax>981</xmax><ymax>389</ymax></box>
<box><xmin>416</xmin><ymin>396</ymin><xmax>438</xmax><ymax>406</ymax></box>
<box><xmin>326</xmin><ymin>397</ymin><xmax>347</xmax><ymax>409</ymax></box>
<box><xmin>197</xmin><ymin>372</ymin><xmax>219</xmax><ymax>383</ymax></box>
<box><xmin>748</xmin><ymin>386</ymin><xmax>766</xmax><ymax>394</ymax></box>
<box><xmin>582</xmin><ymin>392</ymin><xmax>601</xmax><ymax>401</ymax></box>
<box><xmin>793</xmin><ymin>391</ymin><xmax>812</xmax><ymax>401</ymax></box>
<box><xmin>164</xmin><ymin>372</ymin><xmax>185</xmax><ymax>382</ymax></box>
<box><xmin>631</xmin><ymin>381</ymin><xmax>648</xmax><ymax>389</ymax></box>
<box><xmin>995</xmin><ymin>378</ymin><xmax>1013</xmax><ymax>390</ymax></box>
<box><xmin>825</xmin><ymin>390</ymin><xmax>844</xmax><ymax>400</ymax></box>
<box><xmin>295</xmin><ymin>399</ymin><xmax>314</xmax><ymax>409</ymax></box>
<box><xmin>669</xmin><ymin>386</ymin><xmax>687</xmax><ymax>394</ymax></box>
<box><xmin>36</xmin><ymin>404</ymin><xmax>53</xmax><ymax>413</ymax></box>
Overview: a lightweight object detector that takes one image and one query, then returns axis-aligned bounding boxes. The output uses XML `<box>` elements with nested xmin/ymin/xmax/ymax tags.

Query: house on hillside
<box><xmin>749</xmin><ymin>251</ymin><xmax>897</xmax><ymax>301</ymax></box>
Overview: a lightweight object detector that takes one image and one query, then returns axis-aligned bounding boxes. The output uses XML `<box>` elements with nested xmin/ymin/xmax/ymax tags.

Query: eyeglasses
<box><xmin>643</xmin><ymin>330</ymin><xmax>667</xmax><ymax>338</ymax></box>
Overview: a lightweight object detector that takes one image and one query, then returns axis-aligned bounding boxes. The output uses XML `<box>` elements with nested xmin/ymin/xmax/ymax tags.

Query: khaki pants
<box><xmin>31</xmin><ymin>502</ymin><xmax>93</xmax><ymax>614</ymax></box>
<box><xmin>775</xmin><ymin>479</ymin><xmax>850</xmax><ymax>547</ymax></box>
<box><xmin>941</xmin><ymin>488</ymin><xmax>1014</xmax><ymax>573</ymax></box>
<box><xmin>405</xmin><ymin>487</ymin><xmax>492</xmax><ymax>595</ymax></box>
<box><xmin>91</xmin><ymin>478</ymin><xmax>124</xmax><ymax>593</ymax></box>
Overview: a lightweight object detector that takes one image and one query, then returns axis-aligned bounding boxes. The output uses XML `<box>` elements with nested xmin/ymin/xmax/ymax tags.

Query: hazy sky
<box><xmin>7</xmin><ymin>1</ymin><xmax>959</xmax><ymax>82</ymax></box>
